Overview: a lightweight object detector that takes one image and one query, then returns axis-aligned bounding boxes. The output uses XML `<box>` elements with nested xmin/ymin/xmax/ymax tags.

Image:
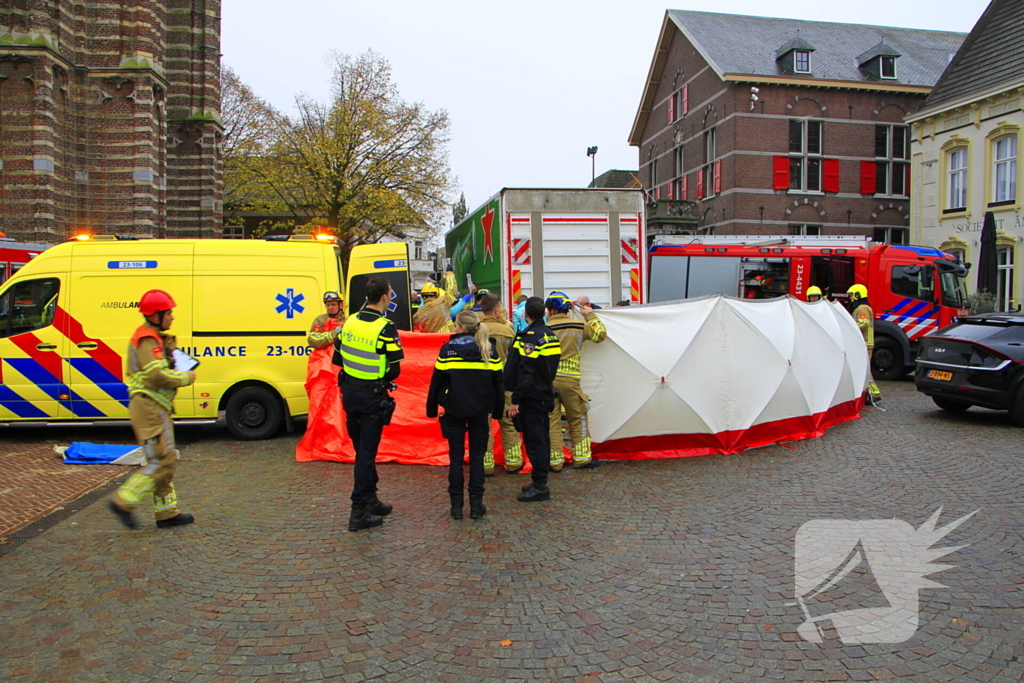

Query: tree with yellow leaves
<box><xmin>223</xmin><ymin>51</ymin><xmax>453</xmax><ymax>261</ymax></box>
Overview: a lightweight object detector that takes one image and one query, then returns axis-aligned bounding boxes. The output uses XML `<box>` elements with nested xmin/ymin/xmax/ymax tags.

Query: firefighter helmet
<box><xmin>139</xmin><ymin>290</ymin><xmax>177</xmax><ymax>316</ymax></box>
<box><xmin>847</xmin><ymin>284</ymin><xmax>868</xmax><ymax>301</ymax></box>
<box><xmin>806</xmin><ymin>286</ymin><xmax>823</xmax><ymax>301</ymax></box>
<box><xmin>420</xmin><ymin>282</ymin><xmax>440</xmax><ymax>297</ymax></box>
<box><xmin>322</xmin><ymin>291</ymin><xmax>342</xmax><ymax>304</ymax></box>
<box><xmin>545</xmin><ymin>291</ymin><xmax>572</xmax><ymax>311</ymax></box>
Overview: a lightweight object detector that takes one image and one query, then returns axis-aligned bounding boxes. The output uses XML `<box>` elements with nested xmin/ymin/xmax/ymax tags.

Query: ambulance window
<box><xmin>890</xmin><ymin>265</ymin><xmax>934</xmax><ymax>303</ymax></box>
<box><xmin>0</xmin><ymin>277</ymin><xmax>60</xmax><ymax>338</ymax></box>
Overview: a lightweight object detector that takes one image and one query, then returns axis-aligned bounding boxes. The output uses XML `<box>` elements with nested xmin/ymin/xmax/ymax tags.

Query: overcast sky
<box><xmin>222</xmin><ymin>0</ymin><xmax>990</xmax><ymax>224</ymax></box>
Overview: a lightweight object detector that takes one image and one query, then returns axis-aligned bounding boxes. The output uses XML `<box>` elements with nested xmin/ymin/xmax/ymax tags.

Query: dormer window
<box><xmin>857</xmin><ymin>42</ymin><xmax>901</xmax><ymax>81</ymax></box>
<box><xmin>880</xmin><ymin>55</ymin><xmax>896</xmax><ymax>79</ymax></box>
<box><xmin>776</xmin><ymin>37</ymin><xmax>815</xmax><ymax>75</ymax></box>
<box><xmin>794</xmin><ymin>50</ymin><xmax>810</xmax><ymax>73</ymax></box>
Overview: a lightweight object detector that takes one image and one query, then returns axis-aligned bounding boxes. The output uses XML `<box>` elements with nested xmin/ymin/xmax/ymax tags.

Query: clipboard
<box><xmin>172</xmin><ymin>348</ymin><xmax>200</xmax><ymax>372</ymax></box>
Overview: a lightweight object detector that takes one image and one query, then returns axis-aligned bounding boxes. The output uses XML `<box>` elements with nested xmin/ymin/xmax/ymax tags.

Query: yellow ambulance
<box><xmin>0</xmin><ymin>235</ymin><xmax>412</xmax><ymax>439</ymax></box>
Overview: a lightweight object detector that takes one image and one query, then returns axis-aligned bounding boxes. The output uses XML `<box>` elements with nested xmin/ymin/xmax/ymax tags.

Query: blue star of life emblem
<box><xmin>387</xmin><ymin>289</ymin><xmax>398</xmax><ymax>314</ymax></box>
<box><xmin>275</xmin><ymin>288</ymin><xmax>306</xmax><ymax>319</ymax></box>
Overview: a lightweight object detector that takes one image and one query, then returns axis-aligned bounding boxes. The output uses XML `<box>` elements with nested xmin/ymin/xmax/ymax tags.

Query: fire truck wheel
<box><xmin>932</xmin><ymin>397</ymin><xmax>972</xmax><ymax>413</ymax></box>
<box><xmin>226</xmin><ymin>386</ymin><xmax>283</xmax><ymax>441</ymax></box>
<box><xmin>870</xmin><ymin>337</ymin><xmax>905</xmax><ymax>381</ymax></box>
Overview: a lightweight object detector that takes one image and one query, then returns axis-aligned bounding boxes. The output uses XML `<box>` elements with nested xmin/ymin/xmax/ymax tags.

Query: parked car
<box><xmin>915</xmin><ymin>312</ymin><xmax>1024</xmax><ymax>425</ymax></box>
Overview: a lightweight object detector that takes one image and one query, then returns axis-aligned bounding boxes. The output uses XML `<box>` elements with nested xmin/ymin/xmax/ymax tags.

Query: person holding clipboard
<box><xmin>109</xmin><ymin>289</ymin><xmax>198</xmax><ymax>530</ymax></box>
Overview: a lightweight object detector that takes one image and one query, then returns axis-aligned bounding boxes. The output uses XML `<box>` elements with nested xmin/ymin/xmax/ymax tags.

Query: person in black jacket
<box><xmin>426</xmin><ymin>310</ymin><xmax>505</xmax><ymax>520</ymax></box>
<box><xmin>505</xmin><ymin>296</ymin><xmax>561</xmax><ymax>502</ymax></box>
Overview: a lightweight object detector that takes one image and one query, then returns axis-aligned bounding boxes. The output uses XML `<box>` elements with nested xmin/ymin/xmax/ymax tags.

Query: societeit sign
<box><xmin>952</xmin><ymin>212</ymin><xmax>1024</xmax><ymax>233</ymax></box>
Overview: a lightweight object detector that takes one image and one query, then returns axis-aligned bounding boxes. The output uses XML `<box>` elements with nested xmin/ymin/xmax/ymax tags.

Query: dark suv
<box><xmin>915</xmin><ymin>312</ymin><xmax>1024</xmax><ymax>425</ymax></box>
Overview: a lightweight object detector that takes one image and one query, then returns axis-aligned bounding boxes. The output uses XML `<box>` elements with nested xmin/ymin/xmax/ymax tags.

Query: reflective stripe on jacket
<box><xmin>547</xmin><ymin>311</ymin><xmax>607</xmax><ymax>378</ymax></box>
<box><xmin>426</xmin><ymin>333</ymin><xmax>504</xmax><ymax>418</ymax></box>
<box><xmin>338</xmin><ymin>314</ymin><xmax>390</xmax><ymax>380</ymax></box>
<box><xmin>126</xmin><ymin>324</ymin><xmax>191</xmax><ymax>412</ymax></box>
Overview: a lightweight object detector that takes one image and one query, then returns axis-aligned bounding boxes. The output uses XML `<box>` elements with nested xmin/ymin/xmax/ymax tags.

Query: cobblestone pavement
<box><xmin>0</xmin><ymin>381</ymin><xmax>1021</xmax><ymax>682</ymax></box>
<box><xmin>0</xmin><ymin>428</ymin><xmax>136</xmax><ymax>546</ymax></box>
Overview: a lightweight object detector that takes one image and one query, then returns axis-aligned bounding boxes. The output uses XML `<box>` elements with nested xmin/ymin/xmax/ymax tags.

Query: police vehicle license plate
<box><xmin>928</xmin><ymin>370</ymin><xmax>953</xmax><ymax>381</ymax></box>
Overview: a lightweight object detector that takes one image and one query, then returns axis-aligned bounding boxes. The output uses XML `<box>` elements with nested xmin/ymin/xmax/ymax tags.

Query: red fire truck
<box><xmin>647</xmin><ymin>235</ymin><xmax>971</xmax><ymax>380</ymax></box>
<box><xmin>0</xmin><ymin>237</ymin><xmax>50</xmax><ymax>285</ymax></box>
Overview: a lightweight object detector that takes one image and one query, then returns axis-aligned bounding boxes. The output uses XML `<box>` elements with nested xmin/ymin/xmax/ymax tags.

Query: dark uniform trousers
<box><xmin>344</xmin><ymin>389</ymin><xmax>385</xmax><ymax>506</ymax></box>
<box><xmin>520</xmin><ymin>403</ymin><xmax>552</xmax><ymax>486</ymax></box>
<box><xmin>445</xmin><ymin>413</ymin><xmax>490</xmax><ymax>496</ymax></box>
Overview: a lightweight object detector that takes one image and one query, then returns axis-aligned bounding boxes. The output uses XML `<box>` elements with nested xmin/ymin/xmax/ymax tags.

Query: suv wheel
<box><xmin>932</xmin><ymin>396</ymin><xmax>972</xmax><ymax>413</ymax></box>
<box><xmin>1011</xmin><ymin>386</ymin><xmax>1024</xmax><ymax>428</ymax></box>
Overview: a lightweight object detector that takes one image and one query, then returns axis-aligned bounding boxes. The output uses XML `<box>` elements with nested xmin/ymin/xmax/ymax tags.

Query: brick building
<box><xmin>0</xmin><ymin>1</ymin><xmax>222</xmax><ymax>243</ymax></box>
<box><xmin>629</xmin><ymin>11</ymin><xmax>964</xmax><ymax>243</ymax></box>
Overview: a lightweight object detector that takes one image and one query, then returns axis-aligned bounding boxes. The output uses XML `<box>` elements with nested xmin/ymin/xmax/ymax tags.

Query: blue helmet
<box><xmin>545</xmin><ymin>291</ymin><xmax>572</xmax><ymax>312</ymax></box>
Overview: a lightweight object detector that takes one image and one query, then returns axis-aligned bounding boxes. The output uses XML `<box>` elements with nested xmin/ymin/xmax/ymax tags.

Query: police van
<box><xmin>0</xmin><ymin>235</ymin><xmax>412</xmax><ymax>439</ymax></box>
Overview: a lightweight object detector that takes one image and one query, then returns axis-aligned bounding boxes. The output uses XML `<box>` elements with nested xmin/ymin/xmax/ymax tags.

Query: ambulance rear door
<box><xmin>346</xmin><ymin>243</ymin><xmax>413</xmax><ymax>331</ymax></box>
<box><xmin>64</xmin><ymin>243</ymin><xmax>194</xmax><ymax>419</ymax></box>
<box><xmin>0</xmin><ymin>271</ymin><xmax>70</xmax><ymax>420</ymax></box>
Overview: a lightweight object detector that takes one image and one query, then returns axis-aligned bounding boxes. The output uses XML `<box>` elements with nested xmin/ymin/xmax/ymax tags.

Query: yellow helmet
<box><xmin>847</xmin><ymin>284</ymin><xmax>868</xmax><ymax>301</ymax></box>
<box><xmin>420</xmin><ymin>282</ymin><xmax>440</xmax><ymax>296</ymax></box>
<box><xmin>806</xmin><ymin>286</ymin><xmax>823</xmax><ymax>300</ymax></box>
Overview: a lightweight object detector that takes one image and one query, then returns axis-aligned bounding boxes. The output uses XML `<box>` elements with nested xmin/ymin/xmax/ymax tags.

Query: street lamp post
<box><xmin>587</xmin><ymin>146</ymin><xmax>598</xmax><ymax>186</ymax></box>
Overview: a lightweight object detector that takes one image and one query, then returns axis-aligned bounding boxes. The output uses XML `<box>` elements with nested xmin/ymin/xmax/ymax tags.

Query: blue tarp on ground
<box><xmin>61</xmin><ymin>442</ymin><xmax>144</xmax><ymax>465</ymax></box>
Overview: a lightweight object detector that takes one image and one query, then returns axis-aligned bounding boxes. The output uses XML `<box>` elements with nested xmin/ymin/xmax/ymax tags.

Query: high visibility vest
<box><xmin>339</xmin><ymin>314</ymin><xmax>389</xmax><ymax>380</ymax></box>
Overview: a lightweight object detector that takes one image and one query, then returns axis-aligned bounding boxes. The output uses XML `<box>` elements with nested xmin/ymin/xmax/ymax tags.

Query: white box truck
<box><xmin>446</xmin><ymin>188</ymin><xmax>647</xmax><ymax>308</ymax></box>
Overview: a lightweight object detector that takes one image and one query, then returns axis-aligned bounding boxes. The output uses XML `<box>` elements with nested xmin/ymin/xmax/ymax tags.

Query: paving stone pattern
<box><xmin>0</xmin><ymin>382</ymin><xmax>1021</xmax><ymax>682</ymax></box>
<box><xmin>0</xmin><ymin>428</ymin><xmax>136</xmax><ymax>544</ymax></box>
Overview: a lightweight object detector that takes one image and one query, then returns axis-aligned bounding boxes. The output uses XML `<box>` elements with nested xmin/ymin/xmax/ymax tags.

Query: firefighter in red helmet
<box><xmin>109</xmin><ymin>289</ymin><xmax>197</xmax><ymax>529</ymax></box>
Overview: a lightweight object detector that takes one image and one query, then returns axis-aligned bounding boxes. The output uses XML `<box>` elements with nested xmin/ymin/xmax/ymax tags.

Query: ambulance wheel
<box><xmin>226</xmin><ymin>386</ymin><xmax>283</xmax><ymax>440</ymax></box>
<box><xmin>870</xmin><ymin>337</ymin><xmax>905</xmax><ymax>381</ymax></box>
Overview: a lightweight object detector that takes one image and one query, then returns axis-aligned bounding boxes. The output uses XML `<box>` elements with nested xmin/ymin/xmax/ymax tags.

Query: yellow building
<box><xmin>908</xmin><ymin>0</ymin><xmax>1023</xmax><ymax>310</ymax></box>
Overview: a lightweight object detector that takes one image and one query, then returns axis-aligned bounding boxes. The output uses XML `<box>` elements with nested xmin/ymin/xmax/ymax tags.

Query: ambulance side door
<box><xmin>0</xmin><ymin>275</ymin><xmax>70</xmax><ymax>419</ymax></box>
<box><xmin>64</xmin><ymin>247</ymin><xmax>193</xmax><ymax>418</ymax></box>
<box><xmin>347</xmin><ymin>243</ymin><xmax>413</xmax><ymax>331</ymax></box>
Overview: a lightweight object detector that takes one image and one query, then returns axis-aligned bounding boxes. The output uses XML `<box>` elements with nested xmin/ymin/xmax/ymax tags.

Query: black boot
<box><xmin>108</xmin><ymin>500</ymin><xmax>137</xmax><ymax>530</ymax></box>
<box><xmin>517</xmin><ymin>484</ymin><xmax>550</xmax><ymax>502</ymax></box>
<box><xmin>449</xmin><ymin>494</ymin><xmax>464</xmax><ymax>520</ymax></box>
<box><xmin>469</xmin><ymin>494</ymin><xmax>487</xmax><ymax>519</ymax></box>
<box><xmin>366</xmin><ymin>496</ymin><xmax>393</xmax><ymax>517</ymax></box>
<box><xmin>348</xmin><ymin>505</ymin><xmax>383</xmax><ymax>531</ymax></box>
<box><xmin>156</xmin><ymin>513</ymin><xmax>195</xmax><ymax>528</ymax></box>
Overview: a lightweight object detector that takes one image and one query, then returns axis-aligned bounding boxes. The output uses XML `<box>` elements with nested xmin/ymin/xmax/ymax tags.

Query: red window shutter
<box><xmin>697</xmin><ymin>168</ymin><xmax>705</xmax><ymax>199</ymax></box>
<box><xmin>823</xmin><ymin>158</ymin><xmax>840</xmax><ymax>193</ymax></box>
<box><xmin>655</xmin><ymin>185</ymin><xmax>661</xmax><ymax>200</ymax></box>
<box><xmin>860</xmin><ymin>161</ymin><xmax>877</xmax><ymax>194</ymax></box>
<box><xmin>682</xmin><ymin>175</ymin><xmax>688</xmax><ymax>200</ymax></box>
<box><xmin>667</xmin><ymin>181</ymin><xmax>675</xmax><ymax>200</ymax></box>
<box><xmin>773</xmin><ymin>156</ymin><xmax>789</xmax><ymax>190</ymax></box>
<box><xmin>713</xmin><ymin>160</ymin><xmax>722</xmax><ymax>194</ymax></box>
<box><xmin>668</xmin><ymin>95</ymin><xmax>675</xmax><ymax>123</ymax></box>
<box><xmin>682</xmin><ymin>84</ymin><xmax>689</xmax><ymax>115</ymax></box>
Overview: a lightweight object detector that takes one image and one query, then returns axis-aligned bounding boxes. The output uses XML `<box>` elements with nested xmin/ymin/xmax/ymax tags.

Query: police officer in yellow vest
<box><xmin>478</xmin><ymin>293</ymin><xmax>523</xmax><ymax>474</ymax></box>
<box><xmin>109</xmin><ymin>289</ymin><xmax>196</xmax><ymax>530</ymax></box>
<box><xmin>848</xmin><ymin>284</ymin><xmax>882</xmax><ymax>403</ymax></box>
<box><xmin>545</xmin><ymin>291</ymin><xmax>607</xmax><ymax>470</ymax></box>
<box><xmin>334</xmin><ymin>277</ymin><xmax>404</xmax><ymax>531</ymax></box>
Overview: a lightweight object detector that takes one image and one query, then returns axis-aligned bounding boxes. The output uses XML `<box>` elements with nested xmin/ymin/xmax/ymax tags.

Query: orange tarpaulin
<box><xmin>295</xmin><ymin>331</ymin><xmax>531</xmax><ymax>467</ymax></box>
